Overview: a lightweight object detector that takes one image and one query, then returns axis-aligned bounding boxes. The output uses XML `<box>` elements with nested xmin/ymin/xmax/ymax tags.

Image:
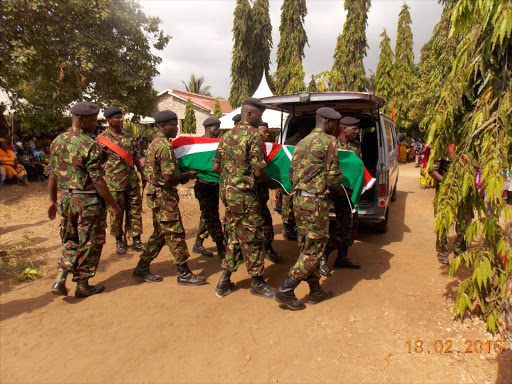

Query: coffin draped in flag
<box><xmin>171</xmin><ymin>136</ymin><xmax>375</xmax><ymax>210</ymax></box>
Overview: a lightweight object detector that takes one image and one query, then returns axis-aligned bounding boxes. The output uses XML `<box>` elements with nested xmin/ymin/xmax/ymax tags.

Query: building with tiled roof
<box><xmin>154</xmin><ymin>89</ymin><xmax>233</xmax><ymax>136</ymax></box>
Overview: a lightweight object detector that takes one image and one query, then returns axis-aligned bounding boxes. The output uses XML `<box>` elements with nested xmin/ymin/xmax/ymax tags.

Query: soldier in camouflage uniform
<box><xmin>319</xmin><ymin>116</ymin><xmax>362</xmax><ymax>276</ymax></box>
<box><xmin>274</xmin><ymin>107</ymin><xmax>345</xmax><ymax>311</ymax></box>
<box><xmin>48</xmin><ymin>101</ymin><xmax>122</xmax><ymax>298</ymax></box>
<box><xmin>430</xmin><ymin>149</ymin><xmax>472</xmax><ymax>265</ymax></box>
<box><xmin>281</xmin><ymin>125</ymin><xmax>310</xmax><ymax>241</ymax></box>
<box><xmin>213</xmin><ymin>98</ymin><xmax>278</xmax><ymax>299</ymax></box>
<box><xmin>97</xmin><ymin>106</ymin><xmax>146</xmax><ymax>255</ymax></box>
<box><xmin>131</xmin><ymin>110</ymin><xmax>206</xmax><ymax>286</ymax></box>
<box><xmin>257</xmin><ymin>122</ymin><xmax>282</xmax><ymax>263</ymax></box>
<box><xmin>192</xmin><ymin>117</ymin><xmax>226</xmax><ymax>259</ymax></box>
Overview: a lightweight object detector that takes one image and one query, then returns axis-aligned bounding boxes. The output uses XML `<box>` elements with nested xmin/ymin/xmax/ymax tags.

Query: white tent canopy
<box><xmin>219</xmin><ymin>74</ymin><xmax>287</xmax><ymax>130</ymax></box>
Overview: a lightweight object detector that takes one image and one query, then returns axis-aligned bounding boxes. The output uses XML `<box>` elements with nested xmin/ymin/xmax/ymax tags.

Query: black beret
<box><xmin>242</xmin><ymin>98</ymin><xmax>266</xmax><ymax>112</ymax></box>
<box><xmin>104</xmin><ymin>106</ymin><xmax>123</xmax><ymax>118</ymax></box>
<box><xmin>154</xmin><ymin>110</ymin><xmax>178</xmax><ymax>123</ymax></box>
<box><xmin>71</xmin><ymin>101</ymin><xmax>100</xmax><ymax>116</ymax></box>
<box><xmin>232</xmin><ymin>113</ymin><xmax>241</xmax><ymax>123</ymax></box>
<box><xmin>203</xmin><ymin>117</ymin><xmax>221</xmax><ymax>127</ymax></box>
<box><xmin>316</xmin><ymin>107</ymin><xmax>341</xmax><ymax>120</ymax></box>
<box><xmin>339</xmin><ymin>116</ymin><xmax>360</xmax><ymax>126</ymax></box>
<box><xmin>259</xmin><ymin>122</ymin><xmax>269</xmax><ymax>128</ymax></box>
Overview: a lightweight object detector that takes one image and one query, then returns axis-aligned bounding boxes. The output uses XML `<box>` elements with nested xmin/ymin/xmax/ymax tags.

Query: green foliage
<box><xmin>183</xmin><ymin>99</ymin><xmax>196</xmax><ymax>135</ymax></box>
<box><xmin>274</xmin><ymin>0</ymin><xmax>308</xmax><ymax>94</ymax></box>
<box><xmin>181</xmin><ymin>74</ymin><xmax>211</xmax><ymax>96</ymax></box>
<box><xmin>213</xmin><ymin>99</ymin><xmax>223</xmax><ymax>118</ymax></box>
<box><xmin>0</xmin><ymin>234</ymin><xmax>43</xmax><ymax>284</ymax></box>
<box><xmin>251</xmin><ymin>0</ymin><xmax>273</xmax><ymax>93</ymax></box>
<box><xmin>429</xmin><ymin>0</ymin><xmax>512</xmax><ymax>335</ymax></box>
<box><xmin>392</xmin><ymin>3</ymin><xmax>415</xmax><ymax>130</ymax></box>
<box><xmin>0</xmin><ymin>0</ymin><xmax>170</xmax><ymax>132</ymax></box>
<box><xmin>307</xmin><ymin>75</ymin><xmax>318</xmax><ymax>92</ymax></box>
<box><xmin>229</xmin><ymin>0</ymin><xmax>254</xmax><ymax>107</ymax></box>
<box><xmin>124</xmin><ymin>119</ymin><xmax>139</xmax><ymax>138</ymax></box>
<box><xmin>331</xmin><ymin>0</ymin><xmax>371</xmax><ymax>92</ymax></box>
<box><xmin>375</xmin><ymin>29</ymin><xmax>394</xmax><ymax>115</ymax></box>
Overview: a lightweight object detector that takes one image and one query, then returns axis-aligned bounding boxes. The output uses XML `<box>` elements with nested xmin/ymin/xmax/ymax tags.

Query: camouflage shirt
<box><xmin>49</xmin><ymin>126</ymin><xmax>104</xmax><ymax>191</ymax></box>
<box><xmin>97</xmin><ymin>128</ymin><xmax>138</xmax><ymax>191</ymax></box>
<box><xmin>216</xmin><ymin>122</ymin><xmax>266</xmax><ymax>190</ymax></box>
<box><xmin>338</xmin><ymin>138</ymin><xmax>362</xmax><ymax>158</ymax></box>
<box><xmin>290</xmin><ymin>127</ymin><xmax>343</xmax><ymax>194</ymax></box>
<box><xmin>285</xmin><ymin>132</ymin><xmax>303</xmax><ymax>146</ymax></box>
<box><xmin>144</xmin><ymin>132</ymin><xmax>178</xmax><ymax>194</ymax></box>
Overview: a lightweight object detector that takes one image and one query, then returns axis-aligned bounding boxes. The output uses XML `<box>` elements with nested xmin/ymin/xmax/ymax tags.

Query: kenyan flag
<box><xmin>171</xmin><ymin>137</ymin><xmax>375</xmax><ymax>210</ymax></box>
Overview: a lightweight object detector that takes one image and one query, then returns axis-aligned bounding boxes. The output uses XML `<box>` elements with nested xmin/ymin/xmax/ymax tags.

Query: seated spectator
<box><xmin>37</xmin><ymin>145</ymin><xmax>52</xmax><ymax>178</ymax></box>
<box><xmin>17</xmin><ymin>141</ymin><xmax>44</xmax><ymax>181</ymax></box>
<box><xmin>0</xmin><ymin>140</ymin><xmax>28</xmax><ymax>184</ymax></box>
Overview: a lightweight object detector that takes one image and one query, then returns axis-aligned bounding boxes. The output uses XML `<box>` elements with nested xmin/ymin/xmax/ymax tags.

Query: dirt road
<box><xmin>1</xmin><ymin>163</ymin><xmax>511</xmax><ymax>383</ymax></box>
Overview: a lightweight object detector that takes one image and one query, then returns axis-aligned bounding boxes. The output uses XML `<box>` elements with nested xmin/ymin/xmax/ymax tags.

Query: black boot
<box><xmin>283</xmin><ymin>223</ymin><xmax>297</xmax><ymax>241</ymax></box>
<box><xmin>215</xmin><ymin>270</ymin><xmax>235</xmax><ymax>298</ymax></box>
<box><xmin>307</xmin><ymin>279</ymin><xmax>333</xmax><ymax>304</ymax></box>
<box><xmin>51</xmin><ymin>267</ymin><xmax>68</xmax><ymax>296</ymax></box>
<box><xmin>131</xmin><ymin>236</ymin><xmax>146</xmax><ymax>252</ymax></box>
<box><xmin>274</xmin><ymin>276</ymin><xmax>306</xmax><ymax>310</ymax></box>
<box><xmin>319</xmin><ymin>246</ymin><xmax>335</xmax><ymax>277</ymax></box>
<box><xmin>116</xmin><ymin>237</ymin><xmax>127</xmax><ymax>255</ymax></box>
<box><xmin>216</xmin><ymin>240</ymin><xmax>226</xmax><ymax>259</ymax></box>
<box><xmin>334</xmin><ymin>245</ymin><xmax>360</xmax><ymax>269</ymax></box>
<box><xmin>250</xmin><ymin>275</ymin><xmax>276</xmax><ymax>299</ymax></box>
<box><xmin>132</xmin><ymin>259</ymin><xmax>163</xmax><ymax>282</ymax></box>
<box><xmin>176</xmin><ymin>263</ymin><xmax>207</xmax><ymax>286</ymax></box>
<box><xmin>75</xmin><ymin>279</ymin><xmax>105</xmax><ymax>298</ymax></box>
<box><xmin>265</xmin><ymin>242</ymin><xmax>282</xmax><ymax>264</ymax></box>
<box><xmin>192</xmin><ymin>237</ymin><xmax>213</xmax><ymax>257</ymax></box>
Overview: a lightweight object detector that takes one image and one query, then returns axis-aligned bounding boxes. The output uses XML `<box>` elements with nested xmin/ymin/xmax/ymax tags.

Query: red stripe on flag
<box><xmin>171</xmin><ymin>136</ymin><xmax>220</xmax><ymax>148</ymax></box>
<box><xmin>264</xmin><ymin>143</ymin><xmax>282</xmax><ymax>163</ymax></box>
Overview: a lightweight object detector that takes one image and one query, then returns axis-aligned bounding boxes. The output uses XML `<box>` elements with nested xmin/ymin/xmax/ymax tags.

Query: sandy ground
<box><xmin>0</xmin><ymin>163</ymin><xmax>511</xmax><ymax>384</ymax></box>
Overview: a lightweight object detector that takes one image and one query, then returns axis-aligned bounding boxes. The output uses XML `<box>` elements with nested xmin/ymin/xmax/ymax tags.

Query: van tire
<box><xmin>375</xmin><ymin>210</ymin><xmax>389</xmax><ymax>233</ymax></box>
<box><xmin>391</xmin><ymin>184</ymin><xmax>397</xmax><ymax>202</ymax></box>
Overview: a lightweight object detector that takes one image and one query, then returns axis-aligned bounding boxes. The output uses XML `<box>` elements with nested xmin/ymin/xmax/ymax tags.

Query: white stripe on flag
<box><xmin>282</xmin><ymin>145</ymin><xmax>292</xmax><ymax>160</ymax></box>
<box><xmin>174</xmin><ymin>142</ymin><xmax>219</xmax><ymax>159</ymax></box>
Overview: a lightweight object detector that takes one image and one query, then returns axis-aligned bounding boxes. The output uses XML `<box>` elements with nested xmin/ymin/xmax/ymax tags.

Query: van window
<box><xmin>384</xmin><ymin>120</ymin><xmax>393</xmax><ymax>153</ymax></box>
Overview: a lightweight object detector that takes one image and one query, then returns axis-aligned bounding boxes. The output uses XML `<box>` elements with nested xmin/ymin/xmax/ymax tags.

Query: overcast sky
<box><xmin>140</xmin><ymin>0</ymin><xmax>443</xmax><ymax>99</ymax></box>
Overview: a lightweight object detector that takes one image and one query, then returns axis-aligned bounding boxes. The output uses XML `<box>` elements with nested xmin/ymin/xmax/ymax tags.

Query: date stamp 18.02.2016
<box><xmin>406</xmin><ymin>339</ymin><xmax>505</xmax><ymax>354</ymax></box>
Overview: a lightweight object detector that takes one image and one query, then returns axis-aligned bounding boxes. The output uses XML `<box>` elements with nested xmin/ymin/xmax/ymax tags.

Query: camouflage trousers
<box><xmin>108</xmin><ymin>186</ymin><xmax>143</xmax><ymax>238</ymax></box>
<box><xmin>289</xmin><ymin>194</ymin><xmax>329</xmax><ymax>282</ymax></box>
<box><xmin>194</xmin><ymin>181</ymin><xmax>223</xmax><ymax>243</ymax></box>
<box><xmin>436</xmin><ymin>198</ymin><xmax>473</xmax><ymax>257</ymax></box>
<box><xmin>327</xmin><ymin>197</ymin><xmax>359</xmax><ymax>251</ymax></box>
<box><xmin>221</xmin><ymin>187</ymin><xmax>265</xmax><ymax>277</ymax></box>
<box><xmin>140</xmin><ymin>188</ymin><xmax>189</xmax><ymax>265</ymax></box>
<box><xmin>281</xmin><ymin>192</ymin><xmax>296</xmax><ymax>227</ymax></box>
<box><xmin>257</xmin><ymin>182</ymin><xmax>274</xmax><ymax>243</ymax></box>
<box><xmin>57</xmin><ymin>193</ymin><xmax>106</xmax><ymax>282</ymax></box>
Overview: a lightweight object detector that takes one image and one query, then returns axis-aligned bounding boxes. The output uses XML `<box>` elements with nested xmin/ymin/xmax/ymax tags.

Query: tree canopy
<box><xmin>427</xmin><ymin>0</ymin><xmax>512</xmax><ymax>335</ymax></box>
<box><xmin>331</xmin><ymin>0</ymin><xmax>371</xmax><ymax>91</ymax></box>
<box><xmin>251</xmin><ymin>0</ymin><xmax>273</xmax><ymax>93</ymax></box>
<box><xmin>213</xmin><ymin>99</ymin><xmax>223</xmax><ymax>118</ymax></box>
<box><xmin>181</xmin><ymin>74</ymin><xmax>212</xmax><ymax>96</ymax></box>
<box><xmin>392</xmin><ymin>3</ymin><xmax>415</xmax><ymax>130</ymax></box>
<box><xmin>375</xmin><ymin>29</ymin><xmax>394</xmax><ymax>116</ymax></box>
<box><xmin>0</xmin><ymin>0</ymin><xmax>170</xmax><ymax>131</ymax></box>
<box><xmin>274</xmin><ymin>0</ymin><xmax>308</xmax><ymax>94</ymax></box>
<box><xmin>183</xmin><ymin>99</ymin><xmax>196</xmax><ymax>134</ymax></box>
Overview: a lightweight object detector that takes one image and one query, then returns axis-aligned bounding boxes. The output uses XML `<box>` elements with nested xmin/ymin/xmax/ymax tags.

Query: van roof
<box><xmin>259</xmin><ymin>91</ymin><xmax>386</xmax><ymax>115</ymax></box>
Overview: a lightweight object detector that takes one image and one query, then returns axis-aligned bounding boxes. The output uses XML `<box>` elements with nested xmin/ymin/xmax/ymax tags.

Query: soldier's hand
<box><xmin>188</xmin><ymin>170</ymin><xmax>199</xmax><ymax>180</ymax></box>
<box><xmin>111</xmin><ymin>205</ymin><xmax>122</xmax><ymax>222</ymax></box>
<box><xmin>48</xmin><ymin>202</ymin><xmax>58</xmax><ymax>220</ymax></box>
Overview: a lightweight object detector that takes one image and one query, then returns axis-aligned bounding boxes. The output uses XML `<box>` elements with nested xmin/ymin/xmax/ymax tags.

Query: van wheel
<box><xmin>375</xmin><ymin>210</ymin><xmax>389</xmax><ymax>233</ymax></box>
<box><xmin>391</xmin><ymin>184</ymin><xmax>397</xmax><ymax>202</ymax></box>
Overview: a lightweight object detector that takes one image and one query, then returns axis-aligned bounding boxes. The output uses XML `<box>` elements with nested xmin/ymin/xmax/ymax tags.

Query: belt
<box><xmin>197</xmin><ymin>179</ymin><xmax>218</xmax><ymax>186</ymax></box>
<box><xmin>300</xmin><ymin>190</ymin><xmax>326</xmax><ymax>198</ymax></box>
<box><xmin>62</xmin><ymin>189</ymin><xmax>97</xmax><ymax>194</ymax></box>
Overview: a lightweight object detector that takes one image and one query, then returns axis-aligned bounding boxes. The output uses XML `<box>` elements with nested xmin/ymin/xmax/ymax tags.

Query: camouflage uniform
<box><xmin>257</xmin><ymin>181</ymin><xmax>274</xmax><ymax>242</ymax></box>
<box><xmin>327</xmin><ymin>140</ymin><xmax>361</xmax><ymax>251</ymax></box>
<box><xmin>97</xmin><ymin>129</ymin><xmax>142</xmax><ymax>239</ymax></box>
<box><xmin>216</xmin><ymin>122</ymin><xmax>267</xmax><ymax>277</ymax></box>
<box><xmin>49</xmin><ymin>127</ymin><xmax>107</xmax><ymax>282</ymax></box>
<box><xmin>431</xmin><ymin>157</ymin><xmax>472</xmax><ymax>259</ymax></box>
<box><xmin>289</xmin><ymin>127</ymin><xmax>343</xmax><ymax>282</ymax></box>
<box><xmin>281</xmin><ymin>133</ymin><xmax>303</xmax><ymax>229</ymax></box>
<box><xmin>139</xmin><ymin>132</ymin><xmax>189</xmax><ymax>265</ymax></box>
<box><xmin>193</xmin><ymin>180</ymin><xmax>224</xmax><ymax>244</ymax></box>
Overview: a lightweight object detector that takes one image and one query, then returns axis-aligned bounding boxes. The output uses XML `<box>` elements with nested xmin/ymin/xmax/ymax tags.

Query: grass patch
<box><xmin>0</xmin><ymin>234</ymin><xmax>44</xmax><ymax>284</ymax></box>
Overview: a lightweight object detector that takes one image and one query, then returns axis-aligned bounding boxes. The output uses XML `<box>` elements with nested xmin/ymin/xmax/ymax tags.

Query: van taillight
<box><xmin>378</xmin><ymin>171</ymin><xmax>389</xmax><ymax>197</ymax></box>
